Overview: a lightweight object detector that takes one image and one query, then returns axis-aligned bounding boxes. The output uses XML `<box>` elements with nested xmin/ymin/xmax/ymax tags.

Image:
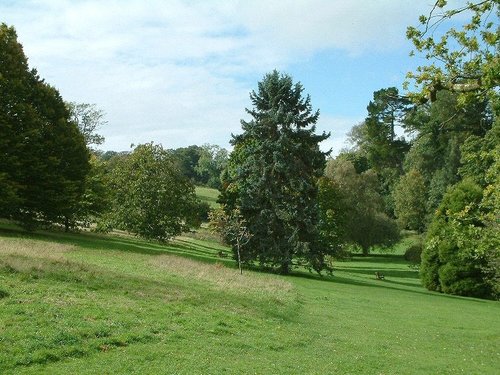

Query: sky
<box><xmin>1</xmin><ymin>0</ymin><xmax>442</xmax><ymax>154</ymax></box>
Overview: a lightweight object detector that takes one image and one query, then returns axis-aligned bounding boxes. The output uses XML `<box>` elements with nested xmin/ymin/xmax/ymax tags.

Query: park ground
<box><xmin>0</xmin><ymin>215</ymin><xmax>499</xmax><ymax>374</ymax></box>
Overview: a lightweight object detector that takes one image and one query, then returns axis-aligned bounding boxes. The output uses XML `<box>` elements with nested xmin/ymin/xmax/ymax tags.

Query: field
<box><xmin>195</xmin><ymin>186</ymin><xmax>220</xmax><ymax>208</ymax></box>
<box><xmin>0</xmin><ymin>224</ymin><xmax>499</xmax><ymax>374</ymax></box>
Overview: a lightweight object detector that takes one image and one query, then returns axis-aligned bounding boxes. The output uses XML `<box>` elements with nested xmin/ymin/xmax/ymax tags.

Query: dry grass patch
<box><xmin>151</xmin><ymin>255</ymin><xmax>294</xmax><ymax>301</ymax></box>
<box><xmin>0</xmin><ymin>237</ymin><xmax>81</xmax><ymax>277</ymax></box>
<box><xmin>0</xmin><ymin>237</ymin><xmax>75</xmax><ymax>260</ymax></box>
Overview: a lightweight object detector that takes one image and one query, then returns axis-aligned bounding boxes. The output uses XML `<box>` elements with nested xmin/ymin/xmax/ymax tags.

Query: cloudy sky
<box><xmin>2</xmin><ymin>0</ymin><xmax>439</xmax><ymax>153</ymax></box>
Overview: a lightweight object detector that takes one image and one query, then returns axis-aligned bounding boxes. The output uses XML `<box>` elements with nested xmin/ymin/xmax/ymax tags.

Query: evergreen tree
<box><xmin>220</xmin><ymin>71</ymin><xmax>330</xmax><ymax>274</ymax></box>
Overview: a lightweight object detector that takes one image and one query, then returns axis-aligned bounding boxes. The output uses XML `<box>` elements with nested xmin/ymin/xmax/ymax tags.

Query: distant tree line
<box><xmin>0</xmin><ymin>23</ymin><xmax>221</xmax><ymax>241</ymax></box>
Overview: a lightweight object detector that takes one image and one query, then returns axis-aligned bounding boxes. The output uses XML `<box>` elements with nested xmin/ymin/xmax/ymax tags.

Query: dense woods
<box><xmin>0</xmin><ymin>1</ymin><xmax>498</xmax><ymax>299</ymax></box>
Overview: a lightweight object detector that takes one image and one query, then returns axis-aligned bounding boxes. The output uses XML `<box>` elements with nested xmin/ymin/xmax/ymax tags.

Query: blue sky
<box><xmin>1</xmin><ymin>0</ymin><xmax>441</xmax><ymax>154</ymax></box>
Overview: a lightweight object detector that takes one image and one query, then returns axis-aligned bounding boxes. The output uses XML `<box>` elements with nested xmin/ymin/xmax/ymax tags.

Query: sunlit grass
<box><xmin>0</xmin><ymin>225</ymin><xmax>499</xmax><ymax>374</ymax></box>
<box><xmin>195</xmin><ymin>186</ymin><xmax>220</xmax><ymax>208</ymax></box>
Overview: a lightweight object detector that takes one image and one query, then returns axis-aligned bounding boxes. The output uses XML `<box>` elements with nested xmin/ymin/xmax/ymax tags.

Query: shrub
<box><xmin>421</xmin><ymin>180</ymin><xmax>492</xmax><ymax>298</ymax></box>
<box><xmin>404</xmin><ymin>242</ymin><xmax>422</xmax><ymax>263</ymax></box>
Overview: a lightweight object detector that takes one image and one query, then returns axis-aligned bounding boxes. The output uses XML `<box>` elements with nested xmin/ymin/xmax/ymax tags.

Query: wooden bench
<box><xmin>375</xmin><ymin>272</ymin><xmax>385</xmax><ymax>280</ymax></box>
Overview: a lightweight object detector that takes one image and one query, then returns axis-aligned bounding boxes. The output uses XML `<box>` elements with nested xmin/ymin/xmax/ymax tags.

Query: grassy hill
<box><xmin>195</xmin><ymin>186</ymin><xmax>220</xmax><ymax>208</ymax></box>
<box><xmin>0</xmin><ymin>224</ymin><xmax>499</xmax><ymax>374</ymax></box>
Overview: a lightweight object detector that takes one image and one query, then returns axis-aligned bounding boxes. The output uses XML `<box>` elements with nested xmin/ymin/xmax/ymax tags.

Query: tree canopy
<box><xmin>108</xmin><ymin>143</ymin><xmax>201</xmax><ymax>242</ymax></box>
<box><xmin>0</xmin><ymin>23</ymin><xmax>89</xmax><ymax>229</ymax></box>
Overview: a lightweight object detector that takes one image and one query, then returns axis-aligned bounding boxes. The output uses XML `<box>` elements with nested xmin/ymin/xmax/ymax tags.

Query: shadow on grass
<box><xmin>0</xmin><ymin>224</ymin><xmax>489</xmax><ymax>304</ymax></box>
<box><xmin>338</xmin><ymin>266</ymin><xmax>419</xmax><ymax>280</ymax></box>
<box><xmin>287</xmin><ymin>267</ymin><xmax>488</xmax><ymax>304</ymax></box>
<box><xmin>0</xmin><ymin>225</ymin><xmax>234</xmax><ymax>267</ymax></box>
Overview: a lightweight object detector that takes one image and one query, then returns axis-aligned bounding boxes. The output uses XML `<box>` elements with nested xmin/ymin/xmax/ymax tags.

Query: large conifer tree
<box><xmin>220</xmin><ymin>71</ymin><xmax>329</xmax><ymax>274</ymax></box>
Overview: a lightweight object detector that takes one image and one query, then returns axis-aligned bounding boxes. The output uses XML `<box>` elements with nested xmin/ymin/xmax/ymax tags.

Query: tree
<box><xmin>74</xmin><ymin>154</ymin><xmax>112</xmax><ymax>228</ymax></box>
<box><xmin>169</xmin><ymin>145</ymin><xmax>203</xmax><ymax>183</ymax></box>
<box><xmin>349</xmin><ymin>88</ymin><xmax>411</xmax><ymax>173</ymax></box>
<box><xmin>109</xmin><ymin>143</ymin><xmax>200</xmax><ymax>242</ymax></box>
<box><xmin>348</xmin><ymin>88</ymin><xmax>412</xmax><ymax>216</ymax></box>
<box><xmin>324</xmin><ymin>158</ymin><xmax>400</xmax><ymax>255</ymax></box>
<box><xmin>317</xmin><ymin>177</ymin><xmax>348</xmax><ymax>259</ymax></box>
<box><xmin>219</xmin><ymin>71</ymin><xmax>330</xmax><ymax>274</ymax></box>
<box><xmin>406</xmin><ymin>0</ymin><xmax>499</xmax><ymax>105</ymax></box>
<box><xmin>66</xmin><ymin>102</ymin><xmax>106</xmax><ymax>148</ymax></box>
<box><xmin>0</xmin><ymin>24</ymin><xmax>89</xmax><ymax>229</ymax></box>
<box><xmin>209</xmin><ymin>207</ymin><xmax>252</xmax><ymax>274</ymax></box>
<box><xmin>195</xmin><ymin>144</ymin><xmax>228</xmax><ymax>188</ymax></box>
<box><xmin>420</xmin><ymin>179</ymin><xmax>493</xmax><ymax>298</ymax></box>
<box><xmin>393</xmin><ymin>169</ymin><xmax>428</xmax><ymax>232</ymax></box>
<box><xmin>406</xmin><ymin>2</ymin><xmax>499</xmax><ymax>299</ymax></box>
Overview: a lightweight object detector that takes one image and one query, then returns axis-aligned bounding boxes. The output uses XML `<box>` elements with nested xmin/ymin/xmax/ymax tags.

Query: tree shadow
<box><xmin>338</xmin><ymin>266</ymin><xmax>419</xmax><ymax>280</ymax></box>
<box><xmin>287</xmin><ymin>268</ymin><xmax>488</xmax><ymax>304</ymax></box>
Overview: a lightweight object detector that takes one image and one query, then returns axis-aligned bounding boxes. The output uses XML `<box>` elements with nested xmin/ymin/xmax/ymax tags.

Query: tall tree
<box><xmin>66</xmin><ymin>102</ymin><xmax>106</xmax><ymax>148</ymax></box>
<box><xmin>220</xmin><ymin>71</ymin><xmax>330</xmax><ymax>274</ymax></box>
<box><xmin>324</xmin><ymin>158</ymin><xmax>399</xmax><ymax>255</ymax></box>
<box><xmin>348</xmin><ymin>87</ymin><xmax>412</xmax><ymax>215</ymax></box>
<box><xmin>407</xmin><ymin>1</ymin><xmax>499</xmax><ymax>299</ymax></box>
<box><xmin>351</xmin><ymin>87</ymin><xmax>411</xmax><ymax>173</ymax></box>
<box><xmin>0</xmin><ymin>24</ymin><xmax>89</xmax><ymax>229</ymax></box>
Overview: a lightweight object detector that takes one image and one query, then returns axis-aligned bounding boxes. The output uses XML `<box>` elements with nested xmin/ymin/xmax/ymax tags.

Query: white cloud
<box><xmin>316</xmin><ymin>115</ymin><xmax>362</xmax><ymax>156</ymax></box>
<box><xmin>1</xmin><ymin>0</ymin><xmax>430</xmax><ymax>150</ymax></box>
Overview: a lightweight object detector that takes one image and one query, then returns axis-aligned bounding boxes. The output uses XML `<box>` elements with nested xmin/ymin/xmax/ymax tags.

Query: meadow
<box><xmin>0</xmin><ymin>221</ymin><xmax>499</xmax><ymax>374</ymax></box>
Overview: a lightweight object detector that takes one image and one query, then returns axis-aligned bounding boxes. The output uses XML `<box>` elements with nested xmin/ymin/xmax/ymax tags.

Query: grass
<box><xmin>0</xmin><ymin>224</ymin><xmax>499</xmax><ymax>374</ymax></box>
<box><xmin>195</xmin><ymin>186</ymin><xmax>220</xmax><ymax>208</ymax></box>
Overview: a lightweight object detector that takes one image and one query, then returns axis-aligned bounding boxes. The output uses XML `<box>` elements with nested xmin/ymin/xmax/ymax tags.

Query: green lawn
<box><xmin>195</xmin><ymin>186</ymin><xmax>220</xmax><ymax>208</ymax></box>
<box><xmin>0</xmin><ymin>225</ymin><xmax>498</xmax><ymax>374</ymax></box>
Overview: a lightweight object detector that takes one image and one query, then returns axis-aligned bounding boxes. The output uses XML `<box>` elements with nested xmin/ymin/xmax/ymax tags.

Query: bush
<box><xmin>404</xmin><ymin>242</ymin><xmax>422</xmax><ymax>263</ymax></box>
<box><xmin>195</xmin><ymin>202</ymin><xmax>211</xmax><ymax>223</ymax></box>
<box><xmin>421</xmin><ymin>180</ymin><xmax>492</xmax><ymax>298</ymax></box>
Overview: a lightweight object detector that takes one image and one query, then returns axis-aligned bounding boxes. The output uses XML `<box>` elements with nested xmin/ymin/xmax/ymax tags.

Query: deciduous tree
<box><xmin>0</xmin><ymin>24</ymin><xmax>89</xmax><ymax>229</ymax></box>
<box><xmin>109</xmin><ymin>143</ymin><xmax>200</xmax><ymax>242</ymax></box>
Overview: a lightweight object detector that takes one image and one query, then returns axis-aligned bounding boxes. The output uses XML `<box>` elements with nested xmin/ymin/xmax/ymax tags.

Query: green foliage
<box><xmin>403</xmin><ymin>91</ymin><xmax>491</xmax><ymax>221</ymax></box>
<box><xmin>220</xmin><ymin>71</ymin><xmax>330</xmax><ymax>274</ymax></box>
<box><xmin>66</xmin><ymin>102</ymin><xmax>106</xmax><ymax>148</ymax></box>
<box><xmin>324</xmin><ymin>159</ymin><xmax>400</xmax><ymax>255</ymax></box>
<box><xmin>108</xmin><ymin>143</ymin><xmax>201</xmax><ymax>242</ymax></box>
<box><xmin>0</xmin><ymin>24</ymin><xmax>90</xmax><ymax>229</ymax></box>
<box><xmin>404</xmin><ymin>242</ymin><xmax>423</xmax><ymax>264</ymax></box>
<box><xmin>421</xmin><ymin>179</ymin><xmax>494</xmax><ymax>298</ymax></box>
<box><xmin>362</xmin><ymin>87</ymin><xmax>411</xmax><ymax>173</ymax></box>
<box><xmin>406</xmin><ymin>0</ymin><xmax>499</xmax><ymax>105</ymax></box>
<box><xmin>195</xmin><ymin>144</ymin><xmax>228</xmax><ymax>189</ymax></box>
<box><xmin>169</xmin><ymin>145</ymin><xmax>203</xmax><ymax>182</ymax></box>
<box><xmin>317</xmin><ymin>177</ymin><xmax>347</xmax><ymax>259</ymax></box>
<box><xmin>393</xmin><ymin>169</ymin><xmax>428</xmax><ymax>232</ymax></box>
<box><xmin>348</xmin><ymin>87</ymin><xmax>413</xmax><ymax>216</ymax></box>
<box><xmin>74</xmin><ymin>154</ymin><xmax>112</xmax><ymax>228</ymax></box>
